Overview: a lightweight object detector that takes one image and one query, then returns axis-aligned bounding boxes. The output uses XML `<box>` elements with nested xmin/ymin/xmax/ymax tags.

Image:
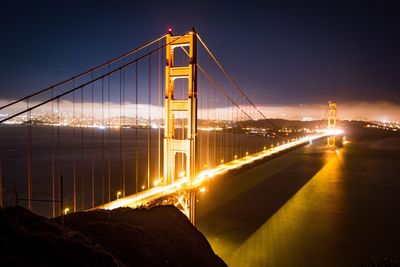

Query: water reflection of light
<box><xmin>224</xmin><ymin>147</ymin><xmax>344</xmax><ymax>266</ymax></box>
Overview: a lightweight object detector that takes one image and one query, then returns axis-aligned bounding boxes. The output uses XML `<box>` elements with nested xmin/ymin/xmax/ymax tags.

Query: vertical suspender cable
<box><xmin>158</xmin><ymin>40</ymin><xmax>161</xmax><ymax>182</ymax></box>
<box><xmin>108</xmin><ymin>66</ymin><xmax>111</xmax><ymax>202</ymax></box>
<box><xmin>230</xmin><ymin>101</ymin><xmax>233</xmax><ymax>161</ymax></box>
<box><xmin>236</xmin><ymin>103</ymin><xmax>239</xmax><ymax>158</ymax></box>
<box><xmin>56</xmin><ymin>97</ymin><xmax>60</xmax><ymax>215</ymax></box>
<box><xmin>213</xmin><ymin>83</ymin><xmax>216</xmax><ymax>167</ymax></box>
<box><xmin>135</xmin><ymin>62</ymin><xmax>139</xmax><ymax>192</ymax></box>
<box><xmin>73</xmin><ymin>81</ymin><xmax>76</xmax><ymax>212</ymax></box>
<box><xmin>91</xmin><ymin>72</ymin><xmax>95</xmax><ymax>208</ymax></box>
<box><xmin>147</xmin><ymin>54</ymin><xmax>151</xmax><ymax>189</ymax></box>
<box><xmin>81</xmin><ymin>87</ymin><xmax>84</xmax><ymax>210</ymax></box>
<box><xmin>219</xmin><ymin>85</ymin><xmax>222</xmax><ymax>164</ymax></box>
<box><xmin>222</xmin><ymin>90</ymin><xmax>225</xmax><ymax>162</ymax></box>
<box><xmin>51</xmin><ymin>90</ymin><xmax>55</xmax><ymax>216</ymax></box>
<box><xmin>101</xmin><ymin>77</ymin><xmax>105</xmax><ymax>203</ymax></box>
<box><xmin>119</xmin><ymin>69</ymin><xmax>123</xmax><ymax>196</ymax></box>
<box><xmin>208</xmin><ymin>75</ymin><xmax>211</xmax><ymax>168</ymax></box>
<box><xmin>198</xmin><ymin>63</ymin><xmax>202</xmax><ymax>172</ymax></box>
<box><xmin>27</xmin><ymin>99</ymin><xmax>32</xmax><ymax>211</ymax></box>
<box><xmin>221</xmin><ymin>89</ymin><xmax>224</xmax><ymax>162</ymax></box>
<box><xmin>122</xmin><ymin>66</ymin><xmax>126</xmax><ymax>197</ymax></box>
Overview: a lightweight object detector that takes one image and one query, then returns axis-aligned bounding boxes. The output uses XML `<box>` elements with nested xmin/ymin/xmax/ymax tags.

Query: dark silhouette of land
<box><xmin>0</xmin><ymin>205</ymin><xmax>226</xmax><ymax>267</ymax></box>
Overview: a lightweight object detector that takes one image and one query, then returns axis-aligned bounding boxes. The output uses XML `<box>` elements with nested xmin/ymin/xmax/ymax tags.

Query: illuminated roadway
<box><xmin>95</xmin><ymin>129</ymin><xmax>343</xmax><ymax>211</ymax></box>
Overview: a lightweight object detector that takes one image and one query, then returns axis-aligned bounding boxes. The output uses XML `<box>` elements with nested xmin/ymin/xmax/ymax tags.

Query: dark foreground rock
<box><xmin>0</xmin><ymin>205</ymin><xmax>226</xmax><ymax>267</ymax></box>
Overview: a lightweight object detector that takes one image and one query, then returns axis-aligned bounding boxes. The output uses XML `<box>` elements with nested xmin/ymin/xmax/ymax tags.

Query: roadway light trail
<box><xmin>96</xmin><ymin>130</ymin><xmax>343</xmax><ymax>211</ymax></box>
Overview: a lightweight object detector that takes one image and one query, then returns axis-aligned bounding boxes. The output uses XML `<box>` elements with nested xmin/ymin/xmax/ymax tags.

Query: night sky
<box><xmin>1</xmin><ymin>0</ymin><xmax>399</xmax><ymax>108</ymax></box>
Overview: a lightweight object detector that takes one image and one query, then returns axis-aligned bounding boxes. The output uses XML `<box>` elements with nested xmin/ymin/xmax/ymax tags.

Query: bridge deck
<box><xmin>95</xmin><ymin>130</ymin><xmax>342</xmax><ymax>211</ymax></box>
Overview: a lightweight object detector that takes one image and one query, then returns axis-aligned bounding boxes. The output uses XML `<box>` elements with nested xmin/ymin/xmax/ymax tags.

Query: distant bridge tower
<box><xmin>164</xmin><ymin>30</ymin><xmax>197</xmax><ymax>224</ymax></box>
<box><xmin>327</xmin><ymin>101</ymin><xmax>337</xmax><ymax>147</ymax></box>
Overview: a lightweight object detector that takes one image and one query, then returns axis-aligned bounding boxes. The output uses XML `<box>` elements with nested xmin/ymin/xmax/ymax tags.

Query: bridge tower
<box><xmin>327</xmin><ymin>101</ymin><xmax>337</xmax><ymax>147</ymax></box>
<box><xmin>164</xmin><ymin>30</ymin><xmax>197</xmax><ymax>224</ymax></box>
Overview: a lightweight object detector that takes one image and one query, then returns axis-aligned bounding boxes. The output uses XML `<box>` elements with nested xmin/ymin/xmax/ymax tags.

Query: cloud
<box><xmin>1</xmin><ymin>99</ymin><xmax>399</xmax><ymax>122</ymax></box>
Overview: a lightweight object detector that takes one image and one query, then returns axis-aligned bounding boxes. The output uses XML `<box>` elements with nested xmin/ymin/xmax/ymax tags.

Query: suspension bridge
<box><xmin>0</xmin><ymin>29</ymin><xmax>342</xmax><ymax>224</ymax></box>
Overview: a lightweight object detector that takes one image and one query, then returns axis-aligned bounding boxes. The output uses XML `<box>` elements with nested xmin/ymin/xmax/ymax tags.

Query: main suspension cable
<box><xmin>0</xmin><ymin>35</ymin><xmax>166</xmax><ymax>111</ymax></box>
<box><xmin>197</xmin><ymin>64</ymin><xmax>255</xmax><ymax>121</ymax></box>
<box><xmin>1</xmin><ymin>32</ymin><xmax>190</xmax><ymax>124</ymax></box>
<box><xmin>197</xmin><ymin>34</ymin><xmax>284</xmax><ymax>132</ymax></box>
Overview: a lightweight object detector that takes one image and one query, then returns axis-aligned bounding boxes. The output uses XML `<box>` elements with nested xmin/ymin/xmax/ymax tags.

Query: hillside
<box><xmin>0</xmin><ymin>205</ymin><xmax>226</xmax><ymax>267</ymax></box>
